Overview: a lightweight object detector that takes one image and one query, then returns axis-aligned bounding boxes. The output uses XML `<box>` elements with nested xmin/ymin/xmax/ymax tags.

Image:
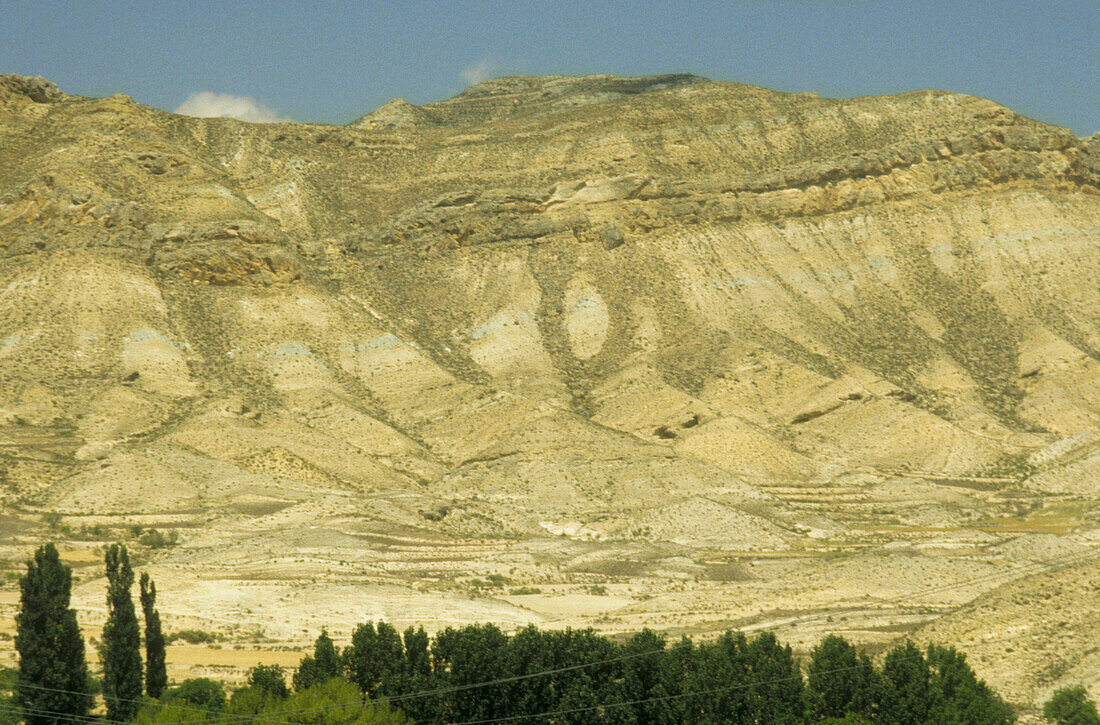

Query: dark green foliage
<box><xmin>258</xmin><ymin>677</ymin><xmax>409</xmax><ymax>725</ymax></box>
<box><xmin>248</xmin><ymin>664</ymin><xmax>289</xmax><ymax>699</ymax></box>
<box><xmin>144</xmin><ymin>677</ymin><xmax>409</xmax><ymax>724</ymax></box>
<box><xmin>294</xmin><ymin>630</ymin><xmax>342</xmax><ymax>691</ymax></box>
<box><xmin>746</xmin><ymin>630</ymin><xmax>803</xmax><ymax>724</ymax></box>
<box><xmin>343</xmin><ymin>621</ymin><xmax>378</xmax><ymax>695</ymax></box>
<box><xmin>0</xmin><ymin>667</ymin><xmax>20</xmax><ymax>725</ymax></box>
<box><xmin>926</xmin><ymin>644</ymin><xmax>1013</xmax><ymax>724</ymax></box>
<box><xmin>682</xmin><ymin>631</ymin><xmax>750</xmax><ymax>724</ymax></box>
<box><xmin>14</xmin><ymin>544</ymin><xmax>93</xmax><ymax>725</ymax></box>
<box><xmin>403</xmin><ymin>626</ymin><xmax>431</xmax><ymax>680</ymax></box>
<box><xmin>807</xmin><ymin>635</ymin><xmax>880</xmax><ymax>721</ymax></box>
<box><xmin>343</xmin><ymin>621</ymin><xmax>407</xmax><ymax>699</ymax></box>
<box><xmin>140</xmin><ymin>572</ymin><xmax>167</xmax><ymax>699</ymax></box>
<box><xmin>102</xmin><ymin>543</ymin><xmax>143</xmax><ymax>722</ymax></box>
<box><xmin>619</xmin><ymin>629</ymin><xmax>679</xmax><ymax>725</ymax></box>
<box><xmin>1044</xmin><ymin>685</ymin><xmax>1100</xmax><ymax>725</ymax></box>
<box><xmin>879</xmin><ymin>641</ymin><xmax>935</xmax><ymax>725</ymax></box>
<box><xmin>374</xmin><ymin>622</ymin><xmax>405</xmax><ymax>697</ymax></box>
<box><xmin>163</xmin><ymin>678</ymin><xmax>226</xmax><ymax>712</ymax></box>
<box><xmin>283</xmin><ymin>619</ymin><xmax>1015</xmax><ymax>725</ymax></box>
<box><xmin>432</xmin><ymin>623</ymin><xmax>511</xmax><ymax>723</ymax></box>
<box><xmin>226</xmin><ymin>665</ymin><xmax>289</xmax><ymax>718</ymax></box>
<box><xmin>557</xmin><ymin>670</ymin><xmax>599</xmax><ymax>725</ymax></box>
<box><xmin>315</xmin><ymin>629</ymin><xmax>342</xmax><ymax>679</ymax></box>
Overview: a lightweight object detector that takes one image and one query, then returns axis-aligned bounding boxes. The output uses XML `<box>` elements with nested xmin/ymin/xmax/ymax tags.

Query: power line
<box><xmin>442</xmin><ymin>651</ymin><xmax>930</xmax><ymax>725</ymax></box>
<box><xmin>0</xmin><ymin>652</ymin><xmax>926</xmax><ymax>725</ymax></box>
<box><xmin>0</xmin><ymin>701</ymin><xmax>98</xmax><ymax>725</ymax></box>
<box><xmin>183</xmin><ymin>544</ymin><xmax>1100</xmax><ymax>725</ymax></box>
<box><xmin>8</xmin><ymin>543</ymin><xmax>1093</xmax><ymax>725</ymax></box>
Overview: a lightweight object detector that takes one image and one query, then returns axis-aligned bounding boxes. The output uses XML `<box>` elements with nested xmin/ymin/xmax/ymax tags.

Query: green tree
<box><xmin>403</xmin><ymin>626</ymin><xmax>430</xmax><ymax>681</ymax></box>
<box><xmin>272</xmin><ymin>678</ymin><xmax>409</xmax><ymax>725</ymax></box>
<box><xmin>557</xmin><ymin>670</ymin><xmax>599</xmax><ymax>725</ymax></box>
<box><xmin>746</xmin><ymin>630</ymin><xmax>803</xmax><ymax>725</ymax></box>
<box><xmin>807</xmin><ymin>635</ymin><xmax>879</xmax><ymax>721</ymax></box>
<box><xmin>248</xmin><ymin>665</ymin><xmax>289</xmax><ymax>699</ymax></box>
<box><xmin>102</xmin><ymin>543</ymin><xmax>143</xmax><ymax>722</ymax></box>
<box><xmin>926</xmin><ymin>644</ymin><xmax>1013</xmax><ymax>724</ymax></box>
<box><xmin>162</xmin><ymin>678</ymin><xmax>225</xmax><ymax>712</ymax></box>
<box><xmin>14</xmin><ymin>544</ymin><xmax>93</xmax><ymax>725</ymax></box>
<box><xmin>682</xmin><ymin>632</ymin><xmax>751</xmax><ymax>725</ymax></box>
<box><xmin>0</xmin><ymin>668</ymin><xmax>22</xmax><ymax>725</ymax></box>
<box><xmin>431</xmin><ymin>624</ymin><xmax>510</xmax><ymax>723</ymax></box>
<box><xmin>226</xmin><ymin>666</ymin><xmax>288</xmax><ymax>718</ymax></box>
<box><xmin>140</xmin><ymin>572</ymin><xmax>167</xmax><ymax>699</ymax></box>
<box><xmin>294</xmin><ymin>630</ymin><xmax>342</xmax><ymax>691</ymax></box>
<box><xmin>880</xmin><ymin>641</ymin><xmax>939</xmax><ymax>725</ymax></box>
<box><xmin>619</xmin><ymin>629</ymin><xmax>678</xmax><ymax>725</ymax></box>
<box><xmin>501</xmin><ymin>626</ymin><xmax>555</xmax><ymax>722</ymax></box>
<box><xmin>344</xmin><ymin>622</ymin><xmax>378</xmax><ymax>695</ymax></box>
<box><xmin>147</xmin><ymin>678</ymin><xmax>408</xmax><ymax>725</ymax></box>
<box><xmin>374</xmin><ymin>622</ymin><xmax>405</xmax><ymax>697</ymax></box>
<box><xmin>1044</xmin><ymin>685</ymin><xmax>1100</xmax><ymax>725</ymax></box>
<box><xmin>343</xmin><ymin>621</ymin><xmax>406</xmax><ymax>698</ymax></box>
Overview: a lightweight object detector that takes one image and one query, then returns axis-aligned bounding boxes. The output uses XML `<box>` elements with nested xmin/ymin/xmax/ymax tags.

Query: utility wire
<box><xmin>0</xmin><ymin>652</ymin><xmax>927</xmax><ymax>725</ymax></box>
<box><xmin>7</xmin><ymin>544</ymin><xmax>1094</xmax><ymax>725</ymax></box>
<box><xmin>442</xmin><ymin>651</ymin><xmax>929</xmax><ymax>724</ymax></box>
<box><xmin>185</xmin><ymin>544</ymin><xmax>1100</xmax><ymax>725</ymax></box>
<box><xmin>0</xmin><ymin>701</ymin><xmax>98</xmax><ymax>725</ymax></box>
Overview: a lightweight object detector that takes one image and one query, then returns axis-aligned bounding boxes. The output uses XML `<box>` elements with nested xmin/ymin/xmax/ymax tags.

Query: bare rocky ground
<box><xmin>0</xmin><ymin>72</ymin><xmax>1098</xmax><ymax>715</ymax></box>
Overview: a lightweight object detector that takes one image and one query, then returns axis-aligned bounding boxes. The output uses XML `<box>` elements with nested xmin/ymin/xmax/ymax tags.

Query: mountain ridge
<box><xmin>0</xmin><ymin>72</ymin><xmax>1098</xmax><ymax>708</ymax></box>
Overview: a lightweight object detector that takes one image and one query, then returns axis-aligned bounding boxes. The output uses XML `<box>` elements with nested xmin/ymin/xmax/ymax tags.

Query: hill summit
<box><xmin>1</xmin><ymin>73</ymin><xmax>1098</xmax><ymax>707</ymax></box>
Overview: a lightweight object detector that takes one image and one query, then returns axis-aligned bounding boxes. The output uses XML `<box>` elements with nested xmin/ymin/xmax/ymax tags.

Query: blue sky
<box><xmin>2</xmin><ymin>1</ymin><xmax>1096</xmax><ymax>133</ymax></box>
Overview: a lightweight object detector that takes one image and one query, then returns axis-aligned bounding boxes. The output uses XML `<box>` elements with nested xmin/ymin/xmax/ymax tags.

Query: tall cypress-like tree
<box><xmin>14</xmin><ymin>544</ymin><xmax>93</xmax><ymax>725</ymax></box>
<box><xmin>139</xmin><ymin>572</ymin><xmax>167</xmax><ymax>699</ymax></box>
<box><xmin>102</xmin><ymin>544</ymin><xmax>142</xmax><ymax>721</ymax></box>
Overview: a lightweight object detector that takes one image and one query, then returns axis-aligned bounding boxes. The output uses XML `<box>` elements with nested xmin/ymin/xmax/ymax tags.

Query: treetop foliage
<box><xmin>14</xmin><ymin>543</ymin><xmax>93</xmax><ymax>725</ymax></box>
<box><xmin>103</xmin><ymin>543</ymin><xmax>143</xmax><ymax>722</ymax></box>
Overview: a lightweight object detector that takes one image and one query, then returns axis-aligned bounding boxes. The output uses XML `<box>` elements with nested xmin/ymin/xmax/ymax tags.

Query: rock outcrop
<box><xmin>0</xmin><ymin>72</ymin><xmax>1098</xmax><ymax>706</ymax></box>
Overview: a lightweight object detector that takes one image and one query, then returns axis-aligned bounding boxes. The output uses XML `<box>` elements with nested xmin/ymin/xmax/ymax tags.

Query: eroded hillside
<box><xmin>0</xmin><ymin>72</ymin><xmax>1098</xmax><ymax>709</ymax></box>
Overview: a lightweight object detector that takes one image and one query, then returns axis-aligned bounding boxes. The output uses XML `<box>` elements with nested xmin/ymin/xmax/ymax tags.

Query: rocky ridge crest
<box><xmin>0</xmin><ymin>73</ymin><xmax>1098</xmax><ymax>708</ymax></box>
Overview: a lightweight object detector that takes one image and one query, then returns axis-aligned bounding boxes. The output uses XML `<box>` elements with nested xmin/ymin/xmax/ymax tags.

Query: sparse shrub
<box><xmin>468</xmin><ymin>574</ymin><xmax>511</xmax><ymax>589</ymax></box>
<box><xmin>167</xmin><ymin>629</ymin><xmax>222</xmax><ymax>645</ymax></box>
<box><xmin>140</xmin><ymin>529</ymin><xmax>179</xmax><ymax>549</ymax></box>
<box><xmin>80</xmin><ymin>524</ymin><xmax>108</xmax><ymax>539</ymax></box>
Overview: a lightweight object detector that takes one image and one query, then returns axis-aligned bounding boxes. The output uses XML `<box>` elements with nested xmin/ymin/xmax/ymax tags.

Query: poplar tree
<box><xmin>139</xmin><ymin>572</ymin><xmax>167</xmax><ymax>699</ymax></box>
<box><xmin>14</xmin><ymin>543</ymin><xmax>93</xmax><ymax>725</ymax></box>
<box><xmin>292</xmin><ymin>630</ymin><xmax>342</xmax><ymax>691</ymax></box>
<box><xmin>102</xmin><ymin>544</ymin><xmax>142</xmax><ymax>721</ymax></box>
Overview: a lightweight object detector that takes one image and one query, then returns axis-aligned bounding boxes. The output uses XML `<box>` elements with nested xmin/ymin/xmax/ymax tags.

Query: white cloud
<box><xmin>174</xmin><ymin>92</ymin><xmax>288</xmax><ymax>123</ymax></box>
<box><xmin>461</xmin><ymin>56</ymin><xmax>501</xmax><ymax>86</ymax></box>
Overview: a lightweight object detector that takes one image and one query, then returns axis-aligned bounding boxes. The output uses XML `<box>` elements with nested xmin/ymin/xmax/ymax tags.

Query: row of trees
<box><xmin>276</xmin><ymin>621</ymin><xmax>1014</xmax><ymax>724</ymax></box>
<box><xmin>15</xmin><ymin>543</ymin><xmax>165</xmax><ymax>724</ymax></box>
<box><xmin>12</xmin><ymin>542</ymin><xmax>1100</xmax><ymax>724</ymax></box>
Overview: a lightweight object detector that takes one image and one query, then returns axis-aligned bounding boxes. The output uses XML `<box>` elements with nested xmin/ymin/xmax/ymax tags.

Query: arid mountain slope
<box><xmin>0</xmin><ymin>72</ymin><xmax>1098</xmax><ymax>708</ymax></box>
